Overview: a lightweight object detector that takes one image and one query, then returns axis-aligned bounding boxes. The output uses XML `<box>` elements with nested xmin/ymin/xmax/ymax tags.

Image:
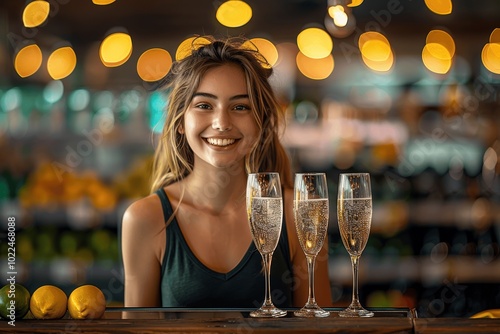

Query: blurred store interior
<box><xmin>0</xmin><ymin>0</ymin><xmax>499</xmax><ymax>316</ymax></box>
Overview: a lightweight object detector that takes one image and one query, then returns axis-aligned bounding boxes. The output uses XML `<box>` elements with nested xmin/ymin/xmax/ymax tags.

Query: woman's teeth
<box><xmin>206</xmin><ymin>138</ymin><xmax>236</xmax><ymax>146</ymax></box>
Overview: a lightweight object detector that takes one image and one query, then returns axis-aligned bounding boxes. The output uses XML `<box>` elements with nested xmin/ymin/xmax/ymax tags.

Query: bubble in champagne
<box><xmin>248</xmin><ymin>197</ymin><xmax>283</xmax><ymax>254</ymax></box>
<box><xmin>295</xmin><ymin>199</ymin><xmax>329</xmax><ymax>256</ymax></box>
<box><xmin>337</xmin><ymin>198</ymin><xmax>372</xmax><ymax>256</ymax></box>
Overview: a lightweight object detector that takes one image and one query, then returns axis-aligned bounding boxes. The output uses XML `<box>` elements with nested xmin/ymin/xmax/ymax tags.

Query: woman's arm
<box><xmin>284</xmin><ymin>189</ymin><xmax>333</xmax><ymax>307</ymax></box>
<box><xmin>122</xmin><ymin>196</ymin><xmax>164</xmax><ymax>307</ymax></box>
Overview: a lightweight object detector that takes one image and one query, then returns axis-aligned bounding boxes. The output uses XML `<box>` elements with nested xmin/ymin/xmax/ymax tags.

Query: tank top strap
<box><xmin>156</xmin><ymin>188</ymin><xmax>176</xmax><ymax>280</ymax></box>
<box><xmin>155</xmin><ymin>188</ymin><xmax>173</xmax><ymax>222</ymax></box>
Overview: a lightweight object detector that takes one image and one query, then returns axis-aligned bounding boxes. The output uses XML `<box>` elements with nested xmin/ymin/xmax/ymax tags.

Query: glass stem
<box><xmin>350</xmin><ymin>255</ymin><xmax>361</xmax><ymax>308</ymax></box>
<box><xmin>262</xmin><ymin>252</ymin><xmax>274</xmax><ymax>307</ymax></box>
<box><xmin>306</xmin><ymin>255</ymin><xmax>317</xmax><ymax>306</ymax></box>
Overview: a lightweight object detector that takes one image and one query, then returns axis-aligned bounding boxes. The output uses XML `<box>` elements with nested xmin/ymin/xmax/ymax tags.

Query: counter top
<box><xmin>1</xmin><ymin>308</ymin><xmax>498</xmax><ymax>333</ymax></box>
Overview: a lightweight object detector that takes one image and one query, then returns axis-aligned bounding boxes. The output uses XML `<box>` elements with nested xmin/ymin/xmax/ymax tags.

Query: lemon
<box><xmin>0</xmin><ymin>283</ymin><xmax>31</xmax><ymax>320</ymax></box>
<box><xmin>68</xmin><ymin>285</ymin><xmax>106</xmax><ymax>319</ymax></box>
<box><xmin>30</xmin><ymin>285</ymin><xmax>67</xmax><ymax>319</ymax></box>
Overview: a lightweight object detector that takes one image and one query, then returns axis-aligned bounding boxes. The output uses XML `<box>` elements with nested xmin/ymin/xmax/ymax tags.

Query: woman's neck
<box><xmin>181</xmin><ymin>164</ymin><xmax>247</xmax><ymax>215</ymax></box>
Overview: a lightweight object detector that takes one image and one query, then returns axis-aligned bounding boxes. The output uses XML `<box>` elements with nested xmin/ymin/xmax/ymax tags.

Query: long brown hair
<box><xmin>150</xmin><ymin>36</ymin><xmax>292</xmax><ymax>192</ymax></box>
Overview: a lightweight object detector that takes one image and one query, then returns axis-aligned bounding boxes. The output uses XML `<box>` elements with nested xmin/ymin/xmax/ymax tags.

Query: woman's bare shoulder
<box><xmin>122</xmin><ymin>193</ymin><xmax>164</xmax><ymax>230</ymax></box>
<box><xmin>121</xmin><ymin>192</ymin><xmax>165</xmax><ymax>294</ymax></box>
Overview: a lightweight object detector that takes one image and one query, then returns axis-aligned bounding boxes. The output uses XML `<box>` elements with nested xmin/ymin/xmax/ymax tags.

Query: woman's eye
<box><xmin>234</xmin><ymin>105</ymin><xmax>250</xmax><ymax>112</ymax></box>
<box><xmin>195</xmin><ymin>103</ymin><xmax>211</xmax><ymax>110</ymax></box>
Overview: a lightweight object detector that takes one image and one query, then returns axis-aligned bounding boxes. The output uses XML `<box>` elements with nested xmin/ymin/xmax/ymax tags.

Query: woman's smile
<box><xmin>204</xmin><ymin>137</ymin><xmax>238</xmax><ymax>147</ymax></box>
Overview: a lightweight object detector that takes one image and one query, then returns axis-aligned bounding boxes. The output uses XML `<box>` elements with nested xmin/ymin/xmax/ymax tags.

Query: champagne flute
<box><xmin>337</xmin><ymin>173</ymin><xmax>374</xmax><ymax>317</ymax></box>
<box><xmin>293</xmin><ymin>173</ymin><xmax>330</xmax><ymax>318</ymax></box>
<box><xmin>246</xmin><ymin>172</ymin><xmax>287</xmax><ymax>318</ymax></box>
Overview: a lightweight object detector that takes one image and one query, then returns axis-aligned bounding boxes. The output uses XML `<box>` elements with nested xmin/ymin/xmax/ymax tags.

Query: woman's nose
<box><xmin>212</xmin><ymin>110</ymin><xmax>232</xmax><ymax>131</ymax></box>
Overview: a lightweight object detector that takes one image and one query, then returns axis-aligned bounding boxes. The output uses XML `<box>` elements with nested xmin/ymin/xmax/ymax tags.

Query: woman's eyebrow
<box><xmin>193</xmin><ymin>92</ymin><xmax>217</xmax><ymax>99</ymax></box>
<box><xmin>193</xmin><ymin>92</ymin><xmax>249</xmax><ymax>100</ymax></box>
<box><xmin>230</xmin><ymin>94</ymin><xmax>250</xmax><ymax>101</ymax></box>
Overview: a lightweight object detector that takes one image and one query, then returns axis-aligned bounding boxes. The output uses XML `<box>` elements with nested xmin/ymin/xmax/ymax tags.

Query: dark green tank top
<box><xmin>156</xmin><ymin>188</ymin><xmax>294</xmax><ymax>308</ymax></box>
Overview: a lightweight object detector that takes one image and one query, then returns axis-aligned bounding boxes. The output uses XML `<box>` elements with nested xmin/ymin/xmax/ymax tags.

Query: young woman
<box><xmin>122</xmin><ymin>36</ymin><xmax>332</xmax><ymax>308</ymax></box>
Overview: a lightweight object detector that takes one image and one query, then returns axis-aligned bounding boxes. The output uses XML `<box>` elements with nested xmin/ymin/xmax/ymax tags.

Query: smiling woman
<box><xmin>120</xmin><ymin>36</ymin><xmax>333</xmax><ymax>309</ymax></box>
<box><xmin>181</xmin><ymin>64</ymin><xmax>258</xmax><ymax>169</ymax></box>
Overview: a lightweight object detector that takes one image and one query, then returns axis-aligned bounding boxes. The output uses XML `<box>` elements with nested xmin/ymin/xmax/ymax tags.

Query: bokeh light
<box><xmin>99</xmin><ymin>32</ymin><xmax>133</xmax><ymax>67</ymax></box>
<box><xmin>43</xmin><ymin>80</ymin><xmax>64</xmax><ymax>104</ymax></box>
<box><xmin>92</xmin><ymin>0</ymin><xmax>116</xmax><ymax>4</ymax></box>
<box><xmin>481</xmin><ymin>28</ymin><xmax>500</xmax><ymax>74</ymax></box>
<box><xmin>216</xmin><ymin>0</ymin><xmax>252</xmax><ymax>28</ymax></box>
<box><xmin>422</xmin><ymin>30</ymin><xmax>455</xmax><ymax>74</ymax></box>
<box><xmin>241</xmin><ymin>38</ymin><xmax>279</xmax><ymax>67</ymax></box>
<box><xmin>425</xmin><ymin>43</ymin><xmax>452</xmax><ymax>60</ymax></box>
<box><xmin>47</xmin><ymin>46</ymin><xmax>77</xmax><ymax>80</ymax></box>
<box><xmin>481</xmin><ymin>43</ymin><xmax>500</xmax><ymax>74</ymax></box>
<box><xmin>422</xmin><ymin>44</ymin><xmax>452</xmax><ymax>74</ymax></box>
<box><xmin>149</xmin><ymin>91</ymin><xmax>168</xmax><ymax>133</ymax></box>
<box><xmin>483</xmin><ymin>147</ymin><xmax>497</xmax><ymax>171</ymax></box>
<box><xmin>296</xmin><ymin>51</ymin><xmax>334</xmax><ymax>80</ymax></box>
<box><xmin>490</xmin><ymin>28</ymin><xmax>500</xmax><ymax>44</ymax></box>
<box><xmin>328</xmin><ymin>5</ymin><xmax>348</xmax><ymax>27</ymax></box>
<box><xmin>14</xmin><ymin>43</ymin><xmax>43</xmax><ymax>78</ymax></box>
<box><xmin>68</xmin><ymin>89</ymin><xmax>91</xmax><ymax>111</ymax></box>
<box><xmin>324</xmin><ymin>11</ymin><xmax>356</xmax><ymax>39</ymax></box>
<box><xmin>424</xmin><ymin>0</ymin><xmax>452</xmax><ymax>15</ymax></box>
<box><xmin>1</xmin><ymin>88</ymin><xmax>22</xmax><ymax>111</ymax></box>
<box><xmin>361</xmin><ymin>39</ymin><xmax>392</xmax><ymax>62</ymax></box>
<box><xmin>23</xmin><ymin>0</ymin><xmax>50</xmax><ymax>28</ymax></box>
<box><xmin>362</xmin><ymin>51</ymin><xmax>394</xmax><ymax>72</ymax></box>
<box><xmin>359</xmin><ymin>32</ymin><xmax>394</xmax><ymax>72</ymax></box>
<box><xmin>137</xmin><ymin>48</ymin><xmax>172</xmax><ymax>82</ymax></box>
<box><xmin>297</xmin><ymin>27</ymin><xmax>333</xmax><ymax>59</ymax></box>
<box><xmin>426</xmin><ymin>30</ymin><xmax>455</xmax><ymax>58</ymax></box>
<box><xmin>348</xmin><ymin>0</ymin><xmax>364</xmax><ymax>7</ymax></box>
<box><xmin>175</xmin><ymin>36</ymin><xmax>211</xmax><ymax>61</ymax></box>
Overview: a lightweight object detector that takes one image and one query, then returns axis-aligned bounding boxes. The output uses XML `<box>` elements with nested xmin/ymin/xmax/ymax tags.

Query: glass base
<box><xmin>294</xmin><ymin>304</ymin><xmax>330</xmax><ymax>318</ymax></box>
<box><xmin>338</xmin><ymin>305</ymin><xmax>374</xmax><ymax>318</ymax></box>
<box><xmin>250</xmin><ymin>305</ymin><xmax>287</xmax><ymax>318</ymax></box>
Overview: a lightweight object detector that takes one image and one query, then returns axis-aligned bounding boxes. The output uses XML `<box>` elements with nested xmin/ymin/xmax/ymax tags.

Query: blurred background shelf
<box><xmin>329</xmin><ymin>256</ymin><xmax>500</xmax><ymax>284</ymax></box>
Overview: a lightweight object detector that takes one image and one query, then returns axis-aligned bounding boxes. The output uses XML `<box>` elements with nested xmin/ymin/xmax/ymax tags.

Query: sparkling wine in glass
<box><xmin>293</xmin><ymin>173</ymin><xmax>330</xmax><ymax>318</ymax></box>
<box><xmin>337</xmin><ymin>173</ymin><xmax>374</xmax><ymax>317</ymax></box>
<box><xmin>246</xmin><ymin>172</ymin><xmax>287</xmax><ymax>318</ymax></box>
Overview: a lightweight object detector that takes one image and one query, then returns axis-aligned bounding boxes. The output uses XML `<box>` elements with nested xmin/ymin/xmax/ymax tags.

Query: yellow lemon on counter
<box><xmin>68</xmin><ymin>285</ymin><xmax>106</xmax><ymax>319</ymax></box>
<box><xmin>30</xmin><ymin>285</ymin><xmax>67</xmax><ymax>319</ymax></box>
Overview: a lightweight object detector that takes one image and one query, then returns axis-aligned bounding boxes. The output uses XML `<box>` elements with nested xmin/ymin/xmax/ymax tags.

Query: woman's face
<box><xmin>182</xmin><ymin>63</ymin><xmax>259</xmax><ymax>170</ymax></box>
